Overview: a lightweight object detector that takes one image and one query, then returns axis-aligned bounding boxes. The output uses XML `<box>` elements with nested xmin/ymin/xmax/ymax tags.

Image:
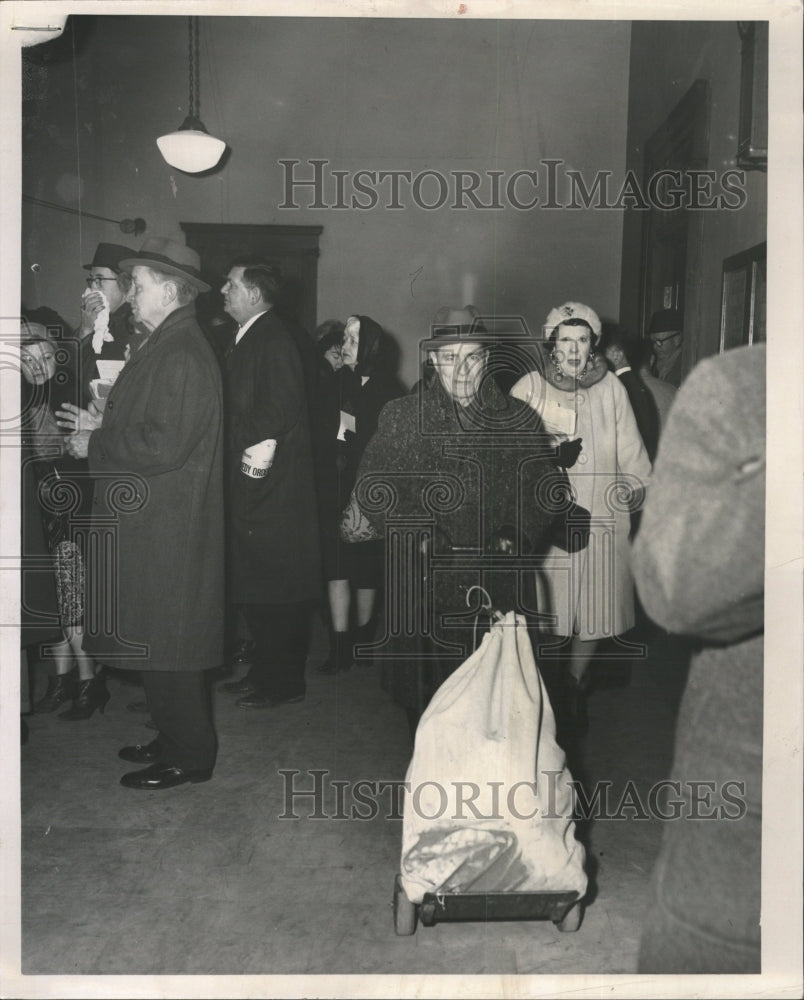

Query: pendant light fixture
<box><xmin>157</xmin><ymin>17</ymin><xmax>226</xmax><ymax>173</ymax></box>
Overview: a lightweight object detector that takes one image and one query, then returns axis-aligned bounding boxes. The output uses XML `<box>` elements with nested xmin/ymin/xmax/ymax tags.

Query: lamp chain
<box><xmin>187</xmin><ymin>16</ymin><xmax>198</xmax><ymax>119</ymax></box>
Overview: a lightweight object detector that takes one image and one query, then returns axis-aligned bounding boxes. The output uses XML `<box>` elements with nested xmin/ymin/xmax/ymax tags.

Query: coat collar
<box><xmin>537</xmin><ymin>343</ymin><xmax>609</xmax><ymax>392</ymax></box>
<box><xmin>424</xmin><ymin>372</ymin><xmax>519</xmax><ymax>430</ymax></box>
<box><xmin>125</xmin><ymin>303</ymin><xmax>197</xmax><ymax>367</ymax></box>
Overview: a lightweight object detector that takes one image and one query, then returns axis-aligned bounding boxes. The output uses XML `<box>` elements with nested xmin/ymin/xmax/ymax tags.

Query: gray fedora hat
<box><xmin>421</xmin><ymin>305</ymin><xmax>494</xmax><ymax>348</ymax></box>
<box><xmin>120</xmin><ymin>236</ymin><xmax>210</xmax><ymax>292</ymax></box>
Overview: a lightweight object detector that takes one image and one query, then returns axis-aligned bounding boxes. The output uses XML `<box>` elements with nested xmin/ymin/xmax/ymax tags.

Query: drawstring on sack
<box><xmin>463</xmin><ymin>584</ymin><xmax>506</xmax><ymax>650</ymax></box>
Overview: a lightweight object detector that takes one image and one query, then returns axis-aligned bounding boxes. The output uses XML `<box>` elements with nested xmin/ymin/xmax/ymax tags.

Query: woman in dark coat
<box><xmin>20</xmin><ymin>324</ymin><xmax>106</xmax><ymax>719</ymax></box>
<box><xmin>341</xmin><ymin>306</ymin><xmax>581</xmax><ymax>734</ymax></box>
<box><xmin>317</xmin><ymin>315</ymin><xmax>404</xmax><ymax>674</ymax></box>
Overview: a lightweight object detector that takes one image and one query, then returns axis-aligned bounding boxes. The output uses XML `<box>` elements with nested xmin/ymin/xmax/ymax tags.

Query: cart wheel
<box><xmin>555</xmin><ymin>901</ymin><xmax>583</xmax><ymax>932</ymax></box>
<box><xmin>393</xmin><ymin>875</ymin><xmax>417</xmax><ymax>936</ymax></box>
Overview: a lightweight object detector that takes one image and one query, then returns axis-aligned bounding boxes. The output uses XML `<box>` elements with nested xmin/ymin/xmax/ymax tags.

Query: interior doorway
<box><xmin>639</xmin><ymin>79</ymin><xmax>710</xmax><ymax>375</ymax></box>
<box><xmin>181</xmin><ymin>223</ymin><xmax>323</xmax><ymax>354</ymax></box>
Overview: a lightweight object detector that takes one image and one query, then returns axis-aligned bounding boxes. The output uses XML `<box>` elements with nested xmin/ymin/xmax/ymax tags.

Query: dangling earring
<box><xmin>579</xmin><ymin>350</ymin><xmax>596</xmax><ymax>380</ymax></box>
<box><xmin>550</xmin><ymin>346</ymin><xmax>564</xmax><ymax>381</ymax></box>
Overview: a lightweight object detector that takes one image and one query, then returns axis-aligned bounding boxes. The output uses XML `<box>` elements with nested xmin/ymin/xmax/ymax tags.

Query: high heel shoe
<box><xmin>58</xmin><ymin>676</ymin><xmax>110</xmax><ymax>721</ymax></box>
<box><xmin>34</xmin><ymin>671</ymin><xmax>78</xmax><ymax>713</ymax></box>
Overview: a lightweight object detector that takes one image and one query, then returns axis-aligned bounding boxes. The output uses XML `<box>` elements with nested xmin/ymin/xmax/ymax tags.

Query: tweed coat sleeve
<box><xmin>228</xmin><ymin>320</ymin><xmax>305</xmax><ymax>454</ymax></box>
<box><xmin>631</xmin><ymin>346</ymin><xmax>765</xmax><ymax>643</ymax></box>
<box><xmin>88</xmin><ymin>340</ymin><xmax>215</xmax><ymax>478</ymax></box>
<box><xmin>341</xmin><ymin>396</ymin><xmax>413</xmax><ymax>541</ymax></box>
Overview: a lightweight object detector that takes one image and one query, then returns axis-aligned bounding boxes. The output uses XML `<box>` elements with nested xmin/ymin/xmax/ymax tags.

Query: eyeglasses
<box><xmin>650</xmin><ymin>331</ymin><xmax>682</xmax><ymax>345</ymax></box>
<box><xmin>86</xmin><ymin>276</ymin><xmax>119</xmax><ymax>288</ymax></box>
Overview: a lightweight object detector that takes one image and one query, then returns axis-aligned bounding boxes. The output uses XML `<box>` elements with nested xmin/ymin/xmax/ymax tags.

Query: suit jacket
<box><xmin>85</xmin><ymin>304</ymin><xmax>225</xmax><ymax>671</ymax></box>
<box><xmin>617</xmin><ymin>367</ymin><xmax>660</xmax><ymax>461</ymax></box>
<box><xmin>224</xmin><ymin>308</ymin><xmax>321</xmax><ymax>604</ymax></box>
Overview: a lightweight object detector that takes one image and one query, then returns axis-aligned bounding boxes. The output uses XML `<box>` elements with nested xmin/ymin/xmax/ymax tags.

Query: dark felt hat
<box><xmin>83</xmin><ymin>242</ymin><xmax>135</xmax><ymax>272</ymax></box>
<box><xmin>648</xmin><ymin>308</ymin><xmax>683</xmax><ymax>336</ymax></box>
<box><xmin>421</xmin><ymin>305</ymin><xmax>493</xmax><ymax>348</ymax></box>
<box><xmin>120</xmin><ymin>237</ymin><xmax>210</xmax><ymax>292</ymax></box>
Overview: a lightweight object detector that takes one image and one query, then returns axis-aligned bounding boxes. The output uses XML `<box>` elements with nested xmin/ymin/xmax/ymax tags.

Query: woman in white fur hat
<box><xmin>510</xmin><ymin>301</ymin><xmax>651</xmax><ymax>734</ymax></box>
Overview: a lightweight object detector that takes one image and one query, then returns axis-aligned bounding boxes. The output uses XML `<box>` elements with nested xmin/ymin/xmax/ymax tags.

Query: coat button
<box><xmin>577</xmin><ymin>453</ymin><xmax>588</xmax><ymax>465</ymax></box>
<box><xmin>107</xmin><ymin>401</ymin><xmax>114</xmax><ymax>410</ymax></box>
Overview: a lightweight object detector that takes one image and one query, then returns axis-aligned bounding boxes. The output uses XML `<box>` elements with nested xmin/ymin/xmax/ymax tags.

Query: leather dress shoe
<box><xmin>118</xmin><ymin>740</ymin><xmax>161</xmax><ymax>764</ymax></box>
<box><xmin>236</xmin><ymin>692</ymin><xmax>305</xmax><ymax>709</ymax></box>
<box><xmin>120</xmin><ymin>763</ymin><xmax>212</xmax><ymax>790</ymax></box>
<box><xmin>220</xmin><ymin>677</ymin><xmax>256</xmax><ymax>695</ymax></box>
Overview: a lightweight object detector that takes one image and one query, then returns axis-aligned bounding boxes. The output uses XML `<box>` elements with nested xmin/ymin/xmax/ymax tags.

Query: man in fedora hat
<box><xmin>56</xmin><ymin>236</ymin><xmax>225</xmax><ymax>790</ymax></box>
<box><xmin>340</xmin><ymin>305</ymin><xmax>580</xmax><ymax>735</ymax></box>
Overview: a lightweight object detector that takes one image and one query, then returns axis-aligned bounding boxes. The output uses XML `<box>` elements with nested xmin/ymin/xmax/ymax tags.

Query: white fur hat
<box><xmin>544</xmin><ymin>301</ymin><xmax>602</xmax><ymax>343</ymax></box>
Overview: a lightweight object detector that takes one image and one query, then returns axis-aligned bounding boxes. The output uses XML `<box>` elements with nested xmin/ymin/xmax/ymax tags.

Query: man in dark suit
<box><xmin>57</xmin><ymin>236</ymin><xmax>225</xmax><ymax>789</ymax></box>
<box><xmin>602</xmin><ymin>330</ymin><xmax>660</xmax><ymax>462</ymax></box>
<box><xmin>219</xmin><ymin>258</ymin><xmax>321</xmax><ymax>708</ymax></box>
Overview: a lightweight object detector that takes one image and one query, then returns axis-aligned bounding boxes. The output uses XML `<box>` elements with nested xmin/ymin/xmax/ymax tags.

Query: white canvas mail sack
<box><xmin>400</xmin><ymin>613</ymin><xmax>587</xmax><ymax>905</ymax></box>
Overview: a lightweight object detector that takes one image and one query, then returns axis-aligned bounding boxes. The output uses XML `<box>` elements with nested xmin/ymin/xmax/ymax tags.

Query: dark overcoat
<box><xmin>224</xmin><ymin>309</ymin><xmax>321</xmax><ymax>604</ymax></box>
<box><xmin>351</xmin><ymin>376</ymin><xmax>571</xmax><ymax>708</ymax></box>
<box><xmin>84</xmin><ymin>303</ymin><xmax>225</xmax><ymax>671</ymax></box>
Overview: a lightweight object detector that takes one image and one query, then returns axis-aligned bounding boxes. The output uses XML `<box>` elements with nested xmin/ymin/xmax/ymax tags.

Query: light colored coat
<box><xmin>511</xmin><ymin>363</ymin><xmax>651</xmax><ymax>638</ymax></box>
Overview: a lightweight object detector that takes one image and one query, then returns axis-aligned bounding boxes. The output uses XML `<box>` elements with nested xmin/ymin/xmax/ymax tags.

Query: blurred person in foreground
<box><xmin>633</xmin><ymin>344</ymin><xmax>764</xmax><ymax>973</ymax></box>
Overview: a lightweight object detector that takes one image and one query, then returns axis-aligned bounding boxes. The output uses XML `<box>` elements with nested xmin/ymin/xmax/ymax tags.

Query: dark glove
<box><xmin>557</xmin><ymin>437</ymin><xmax>583</xmax><ymax>468</ymax></box>
<box><xmin>487</xmin><ymin>524</ymin><xmax>531</xmax><ymax>555</ymax></box>
<box><xmin>548</xmin><ymin>503</ymin><xmax>591</xmax><ymax>552</ymax></box>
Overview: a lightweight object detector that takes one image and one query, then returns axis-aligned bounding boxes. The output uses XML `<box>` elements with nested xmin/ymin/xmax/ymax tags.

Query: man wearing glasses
<box><xmin>647</xmin><ymin>308</ymin><xmax>684</xmax><ymax>387</ymax></box>
<box><xmin>79</xmin><ymin>242</ymin><xmax>137</xmax><ymax>366</ymax></box>
<box><xmin>340</xmin><ymin>305</ymin><xmax>576</xmax><ymax>736</ymax></box>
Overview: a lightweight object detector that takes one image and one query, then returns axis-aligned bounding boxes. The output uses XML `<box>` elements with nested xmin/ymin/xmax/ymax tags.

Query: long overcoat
<box><xmin>224</xmin><ymin>309</ymin><xmax>321</xmax><ymax>604</ymax></box>
<box><xmin>633</xmin><ymin>344</ymin><xmax>764</xmax><ymax>972</ymax></box>
<box><xmin>85</xmin><ymin>303</ymin><xmax>225</xmax><ymax>671</ymax></box>
<box><xmin>511</xmin><ymin>352</ymin><xmax>652</xmax><ymax>638</ymax></box>
<box><xmin>350</xmin><ymin>376</ymin><xmax>570</xmax><ymax>708</ymax></box>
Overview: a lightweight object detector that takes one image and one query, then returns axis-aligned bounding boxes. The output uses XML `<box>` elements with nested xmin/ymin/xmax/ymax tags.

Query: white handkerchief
<box><xmin>87</xmin><ymin>290</ymin><xmax>113</xmax><ymax>354</ymax></box>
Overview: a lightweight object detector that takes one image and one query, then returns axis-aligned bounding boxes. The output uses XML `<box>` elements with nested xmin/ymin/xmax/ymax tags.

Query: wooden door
<box><xmin>181</xmin><ymin>222</ymin><xmax>323</xmax><ymax>344</ymax></box>
<box><xmin>639</xmin><ymin>80</ymin><xmax>710</xmax><ymax>374</ymax></box>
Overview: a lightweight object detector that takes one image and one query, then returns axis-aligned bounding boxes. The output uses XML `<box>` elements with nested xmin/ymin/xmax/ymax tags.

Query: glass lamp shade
<box><xmin>156</xmin><ymin>116</ymin><xmax>226</xmax><ymax>173</ymax></box>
